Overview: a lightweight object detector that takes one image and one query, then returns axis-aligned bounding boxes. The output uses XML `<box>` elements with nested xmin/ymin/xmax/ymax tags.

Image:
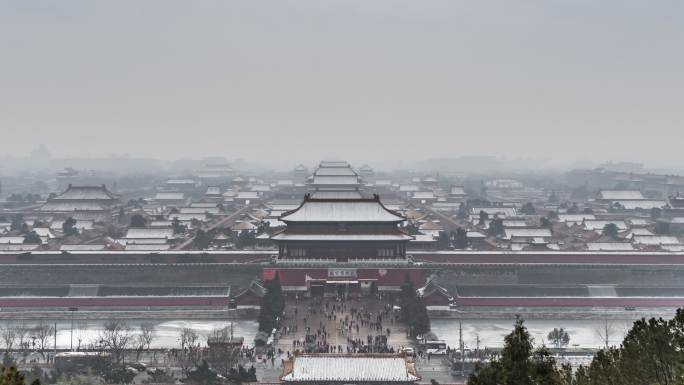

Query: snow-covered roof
<box><xmin>154</xmin><ymin>192</ymin><xmax>185</xmax><ymax>201</ymax></box>
<box><xmin>50</xmin><ymin>220</ymin><xmax>94</xmax><ymax>231</ymax></box>
<box><xmin>449</xmin><ymin>186</ymin><xmax>466</xmax><ymax>196</ymax></box>
<box><xmin>125</xmin><ymin>243</ymin><xmax>171</xmax><ymax>251</ymax></box>
<box><xmin>613</xmin><ymin>200</ymin><xmax>668</xmax><ymax>210</ymax></box>
<box><xmin>583</xmin><ymin>220</ymin><xmax>628</xmax><ymax>231</ymax></box>
<box><xmin>502</xmin><ymin>220</ymin><xmax>528</xmax><ymax>228</ymax></box>
<box><xmin>312</xmin><ymin>191</ymin><xmax>363</xmax><ymax>199</ymax></box>
<box><xmin>471</xmin><ymin>207</ymin><xmax>517</xmax><ymax>217</ymax></box>
<box><xmin>627</xmin><ymin>228</ymin><xmax>654</xmax><ymax>237</ymax></box>
<box><xmin>250</xmin><ymin>184</ymin><xmax>271</xmax><ymax>192</ymax></box>
<box><xmin>314</xmin><ymin>167</ymin><xmax>358</xmax><ymax>176</ymax></box>
<box><xmin>419</xmin><ymin>221</ymin><xmax>443</xmax><ymax>230</ymax></box>
<box><xmin>166</xmin><ymin>179</ymin><xmax>195</xmax><ymax>185</ymax></box>
<box><xmin>0</xmin><ymin>236</ymin><xmax>26</xmax><ymax>244</ymax></box>
<box><xmin>417</xmin><ymin>278</ymin><xmax>453</xmax><ymax>300</ymax></box>
<box><xmin>311</xmin><ymin>176</ymin><xmax>361</xmax><ymax>185</ymax></box>
<box><xmin>598</xmin><ymin>190</ymin><xmax>645</xmax><ymax>200</ymax></box>
<box><xmin>124</xmin><ymin>228</ymin><xmax>174</xmax><ymax>239</ymax></box>
<box><xmin>318</xmin><ymin>160</ymin><xmax>350</xmax><ymax>168</ymax></box>
<box><xmin>116</xmin><ymin>238</ymin><xmax>168</xmax><ymax>245</ymax></box>
<box><xmin>180</xmin><ymin>207</ymin><xmax>220</xmax><ymax>214</ymax></box>
<box><xmin>486</xmin><ymin>179</ymin><xmax>524</xmax><ymax>189</ymax></box>
<box><xmin>190</xmin><ymin>203</ymin><xmax>219</xmax><ymax>208</ymax></box>
<box><xmin>586</xmin><ymin>243</ymin><xmax>635</xmax><ymax>251</ymax></box>
<box><xmin>271</xmin><ymin>233</ymin><xmax>412</xmax><ymax>241</ymax></box>
<box><xmin>280</xmin><ymin>197</ymin><xmax>405</xmax><ymax>223</ymax></box>
<box><xmin>60</xmin><ymin>244</ymin><xmax>107</xmax><ymax>251</ymax></box>
<box><xmin>50</xmin><ymin>185</ymin><xmax>120</xmax><ymax>201</ymax></box>
<box><xmin>412</xmin><ymin>192</ymin><xmax>436</xmax><ymax>200</ymax></box>
<box><xmin>261</xmin><ymin>218</ymin><xmax>285</xmax><ymax>228</ymax></box>
<box><xmin>467</xmin><ymin>231</ymin><xmax>486</xmax><ymax>238</ymax></box>
<box><xmin>281</xmin><ymin>354</ymin><xmax>419</xmax><ymax>383</ymax></box>
<box><xmin>268</xmin><ymin>204</ymin><xmax>301</xmax><ymax>211</ymax></box>
<box><xmin>31</xmin><ymin>228</ymin><xmax>55</xmax><ymax>238</ymax></box>
<box><xmin>410</xmin><ymin>233</ymin><xmax>437</xmax><ymax>242</ymax></box>
<box><xmin>399</xmin><ymin>185</ymin><xmax>420</xmax><ymax>192</ymax></box>
<box><xmin>0</xmin><ymin>244</ymin><xmax>39</xmax><ymax>251</ymax></box>
<box><xmin>628</xmin><ymin>218</ymin><xmax>651</xmax><ymax>226</ymax></box>
<box><xmin>504</xmin><ymin>228</ymin><xmax>552</xmax><ymax>240</ymax></box>
<box><xmin>206</xmin><ymin>186</ymin><xmax>222</xmax><ymax>195</ymax></box>
<box><xmin>662</xmin><ymin>245</ymin><xmax>684</xmax><ymax>252</ymax></box>
<box><xmin>167</xmin><ymin>213</ymin><xmax>207</xmax><ymax>222</ymax></box>
<box><xmin>558</xmin><ymin>214</ymin><xmax>596</xmax><ymax>223</ymax></box>
<box><xmin>232</xmin><ymin>221</ymin><xmax>258</xmax><ymax>231</ymax></box>
<box><xmin>235</xmin><ymin>191</ymin><xmax>260</xmax><ymax>199</ymax></box>
<box><xmin>38</xmin><ymin>202</ymin><xmax>109</xmax><ymax>212</ymax></box>
<box><xmin>633</xmin><ymin>236</ymin><xmax>681</xmax><ymax>245</ymax></box>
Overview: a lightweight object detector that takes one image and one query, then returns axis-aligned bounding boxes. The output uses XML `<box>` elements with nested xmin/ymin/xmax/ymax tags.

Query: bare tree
<box><xmin>135</xmin><ymin>323</ymin><xmax>155</xmax><ymax>361</ymax></box>
<box><xmin>1</xmin><ymin>325</ymin><xmax>17</xmax><ymax>362</ymax></box>
<box><xmin>179</xmin><ymin>328</ymin><xmax>200</xmax><ymax>376</ymax></box>
<box><xmin>34</xmin><ymin>322</ymin><xmax>55</xmax><ymax>359</ymax></box>
<box><xmin>15</xmin><ymin>324</ymin><xmax>30</xmax><ymax>363</ymax></box>
<box><xmin>139</xmin><ymin>323</ymin><xmax>155</xmax><ymax>350</ymax></box>
<box><xmin>206</xmin><ymin>326</ymin><xmax>241</xmax><ymax>377</ymax></box>
<box><xmin>595</xmin><ymin>319</ymin><xmax>615</xmax><ymax>349</ymax></box>
<box><xmin>100</xmin><ymin>320</ymin><xmax>133</xmax><ymax>365</ymax></box>
<box><xmin>180</xmin><ymin>327</ymin><xmax>199</xmax><ymax>350</ymax></box>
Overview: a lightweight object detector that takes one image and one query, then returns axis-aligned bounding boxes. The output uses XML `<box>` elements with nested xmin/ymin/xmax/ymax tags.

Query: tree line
<box><xmin>469</xmin><ymin>309</ymin><xmax>684</xmax><ymax>385</ymax></box>
<box><xmin>0</xmin><ymin>319</ymin><xmax>258</xmax><ymax>385</ymax></box>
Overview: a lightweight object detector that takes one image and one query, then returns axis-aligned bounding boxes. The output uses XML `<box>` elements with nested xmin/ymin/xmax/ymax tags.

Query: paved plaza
<box><xmin>276</xmin><ymin>296</ymin><xmax>413</xmax><ymax>354</ymax></box>
<box><xmin>250</xmin><ymin>296</ymin><xmax>456</xmax><ymax>383</ymax></box>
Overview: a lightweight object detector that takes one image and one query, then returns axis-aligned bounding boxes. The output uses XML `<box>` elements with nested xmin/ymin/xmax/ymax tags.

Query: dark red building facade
<box><xmin>271</xmin><ymin>194</ymin><xmax>412</xmax><ymax>261</ymax></box>
<box><xmin>263</xmin><ymin>267</ymin><xmax>423</xmax><ymax>297</ymax></box>
<box><xmin>268</xmin><ymin>194</ymin><xmax>419</xmax><ymax>297</ymax></box>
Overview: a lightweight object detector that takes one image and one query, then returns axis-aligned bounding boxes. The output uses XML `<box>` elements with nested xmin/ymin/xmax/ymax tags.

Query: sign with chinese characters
<box><xmin>328</xmin><ymin>268</ymin><xmax>357</xmax><ymax>278</ymax></box>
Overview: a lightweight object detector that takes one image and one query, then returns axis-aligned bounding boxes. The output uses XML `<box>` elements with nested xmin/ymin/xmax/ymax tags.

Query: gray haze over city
<box><xmin>4</xmin><ymin>3</ymin><xmax>684</xmax><ymax>384</ymax></box>
<box><xmin>1</xmin><ymin>0</ymin><xmax>683</xmax><ymax>170</ymax></box>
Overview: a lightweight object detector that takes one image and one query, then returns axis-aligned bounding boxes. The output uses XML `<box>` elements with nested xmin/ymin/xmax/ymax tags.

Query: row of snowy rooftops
<box><xmin>597</xmin><ymin>190</ymin><xmax>646</xmax><ymax>200</ymax></box>
<box><xmin>318</xmin><ymin>160</ymin><xmax>351</xmax><ymax>168</ymax></box>
<box><xmin>595</xmin><ymin>190</ymin><xmax>670</xmax><ymax>209</ymax></box>
<box><xmin>46</xmin><ymin>184</ymin><xmax>121</xmax><ymax>201</ymax></box>
<box><xmin>309</xmin><ymin>161</ymin><xmax>364</xmax><ymax>188</ymax></box>
<box><xmin>470</xmin><ymin>207</ymin><xmax>518</xmax><ymax>217</ymax></box>
<box><xmin>281</xmin><ymin>353</ymin><xmax>419</xmax><ymax>383</ymax></box>
<box><xmin>37</xmin><ymin>185</ymin><xmax>122</xmax><ymax>214</ymax></box>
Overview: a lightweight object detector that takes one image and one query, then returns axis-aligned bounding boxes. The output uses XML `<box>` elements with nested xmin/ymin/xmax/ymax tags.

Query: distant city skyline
<box><xmin>2</xmin><ymin>144</ymin><xmax>679</xmax><ymax>174</ymax></box>
<box><xmin>1</xmin><ymin>1</ymin><xmax>682</xmax><ymax>168</ymax></box>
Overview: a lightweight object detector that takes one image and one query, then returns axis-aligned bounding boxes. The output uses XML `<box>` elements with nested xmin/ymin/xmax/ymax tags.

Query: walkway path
<box><xmin>174</xmin><ymin>205</ymin><xmax>251</xmax><ymax>250</ymax></box>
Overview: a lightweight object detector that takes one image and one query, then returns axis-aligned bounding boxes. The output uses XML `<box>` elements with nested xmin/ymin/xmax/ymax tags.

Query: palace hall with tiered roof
<box><xmin>266</xmin><ymin>161</ymin><xmax>421</xmax><ymax>297</ymax></box>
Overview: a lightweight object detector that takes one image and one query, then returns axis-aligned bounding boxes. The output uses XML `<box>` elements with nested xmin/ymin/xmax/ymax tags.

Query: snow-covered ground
<box><xmin>0</xmin><ymin>319</ymin><xmax>259</xmax><ymax>349</ymax></box>
<box><xmin>0</xmin><ymin>317</ymin><xmax>644</xmax><ymax>350</ymax></box>
<box><xmin>430</xmin><ymin>318</ymin><xmax>636</xmax><ymax>350</ymax></box>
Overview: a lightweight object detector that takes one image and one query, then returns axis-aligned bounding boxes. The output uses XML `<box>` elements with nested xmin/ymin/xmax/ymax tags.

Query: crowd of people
<box><xmin>279</xmin><ymin>296</ymin><xmax>404</xmax><ymax>355</ymax></box>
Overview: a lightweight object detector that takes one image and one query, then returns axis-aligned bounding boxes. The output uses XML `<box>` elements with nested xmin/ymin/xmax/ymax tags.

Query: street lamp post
<box><xmin>68</xmin><ymin>307</ymin><xmax>78</xmax><ymax>351</ymax></box>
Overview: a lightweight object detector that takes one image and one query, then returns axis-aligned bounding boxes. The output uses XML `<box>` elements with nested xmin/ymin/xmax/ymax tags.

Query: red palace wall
<box><xmin>233</xmin><ymin>290</ymin><xmax>262</xmax><ymax>306</ymax></box>
<box><xmin>262</xmin><ymin>267</ymin><xmax>423</xmax><ymax>289</ymax></box>
<box><xmin>422</xmin><ymin>291</ymin><xmax>453</xmax><ymax>306</ymax></box>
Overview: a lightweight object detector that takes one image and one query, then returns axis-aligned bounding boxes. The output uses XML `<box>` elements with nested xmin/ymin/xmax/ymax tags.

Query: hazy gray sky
<box><xmin>1</xmin><ymin>0</ymin><xmax>682</xmax><ymax>167</ymax></box>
